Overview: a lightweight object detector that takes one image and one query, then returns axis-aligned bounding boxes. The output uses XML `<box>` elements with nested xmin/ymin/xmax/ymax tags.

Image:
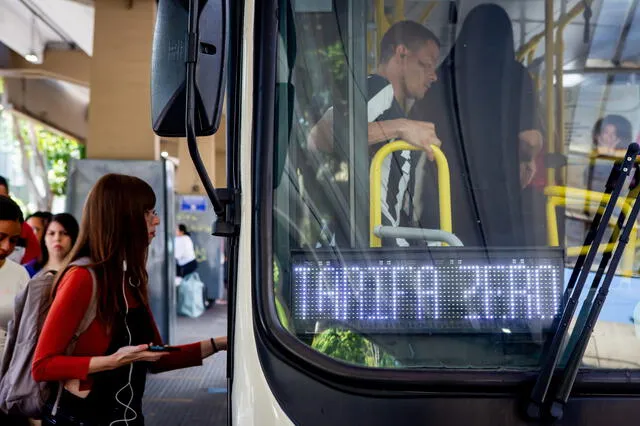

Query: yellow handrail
<box><xmin>517</xmin><ymin>33</ymin><xmax>544</xmax><ymax>62</ymax></box>
<box><xmin>370</xmin><ymin>141</ymin><xmax>450</xmax><ymax>247</ymax></box>
<box><xmin>545</xmin><ymin>185</ymin><xmax>637</xmax><ymax>277</ymax></box>
<box><xmin>394</xmin><ymin>0</ymin><xmax>405</xmax><ymax>23</ymax></box>
<box><xmin>419</xmin><ymin>2</ymin><xmax>437</xmax><ymax>24</ymax></box>
<box><xmin>555</xmin><ymin>1</ymin><xmax>592</xmax><ymax>186</ymax></box>
<box><xmin>516</xmin><ymin>1</ymin><xmax>589</xmax><ymax>62</ymax></box>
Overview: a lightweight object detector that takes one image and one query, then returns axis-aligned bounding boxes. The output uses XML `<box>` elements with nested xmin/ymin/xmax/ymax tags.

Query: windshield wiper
<box><xmin>562</xmin><ymin>172</ymin><xmax>630</xmax><ymax>362</ymax></box>
<box><xmin>526</xmin><ymin>143</ymin><xmax>640</xmax><ymax>419</ymax></box>
<box><xmin>549</xmin><ymin>161</ymin><xmax>640</xmax><ymax>419</ymax></box>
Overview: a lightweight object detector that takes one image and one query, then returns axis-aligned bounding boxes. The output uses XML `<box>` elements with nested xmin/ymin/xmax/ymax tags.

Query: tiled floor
<box><xmin>143</xmin><ymin>304</ymin><xmax>228</xmax><ymax>425</ymax></box>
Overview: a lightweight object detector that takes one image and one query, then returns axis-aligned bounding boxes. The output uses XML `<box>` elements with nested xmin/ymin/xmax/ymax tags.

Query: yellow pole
<box><xmin>394</xmin><ymin>0</ymin><xmax>405</xmax><ymax>23</ymax></box>
<box><xmin>370</xmin><ymin>142</ymin><xmax>450</xmax><ymax>247</ymax></box>
<box><xmin>623</xmin><ymin>218</ymin><xmax>637</xmax><ymax>277</ymax></box>
<box><xmin>419</xmin><ymin>2</ymin><xmax>437</xmax><ymax>23</ymax></box>
<box><xmin>375</xmin><ymin>0</ymin><xmax>390</xmax><ymax>59</ymax></box>
<box><xmin>516</xmin><ymin>1</ymin><xmax>588</xmax><ymax>63</ymax></box>
<box><xmin>555</xmin><ymin>1</ymin><xmax>591</xmax><ymax>186</ymax></box>
<box><xmin>547</xmin><ymin>196</ymin><xmax>561</xmax><ymax>246</ymax></box>
<box><xmin>545</xmin><ymin>0</ymin><xmax>555</xmax><ymax>186</ymax></box>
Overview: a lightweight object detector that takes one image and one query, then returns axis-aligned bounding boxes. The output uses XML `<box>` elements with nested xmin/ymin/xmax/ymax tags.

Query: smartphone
<box><xmin>147</xmin><ymin>344</ymin><xmax>181</xmax><ymax>352</ymax></box>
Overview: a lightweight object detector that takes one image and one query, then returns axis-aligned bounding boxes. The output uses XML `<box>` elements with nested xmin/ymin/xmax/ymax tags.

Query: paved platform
<box><xmin>143</xmin><ymin>304</ymin><xmax>228</xmax><ymax>425</ymax></box>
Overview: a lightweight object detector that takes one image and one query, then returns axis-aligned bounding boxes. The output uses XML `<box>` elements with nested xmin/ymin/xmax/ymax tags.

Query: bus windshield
<box><xmin>266</xmin><ymin>0</ymin><xmax>640</xmax><ymax>372</ymax></box>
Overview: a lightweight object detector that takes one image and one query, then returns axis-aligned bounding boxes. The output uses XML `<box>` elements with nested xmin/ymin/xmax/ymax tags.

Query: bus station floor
<box><xmin>143</xmin><ymin>304</ymin><xmax>228</xmax><ymax>425</ymax></box>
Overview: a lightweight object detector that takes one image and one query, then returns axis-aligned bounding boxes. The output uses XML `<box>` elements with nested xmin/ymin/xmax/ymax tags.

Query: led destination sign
<box><xmin>290</xmin><ymin>249</ymin><xmax>563</xmax><ymax>333</ymax></box>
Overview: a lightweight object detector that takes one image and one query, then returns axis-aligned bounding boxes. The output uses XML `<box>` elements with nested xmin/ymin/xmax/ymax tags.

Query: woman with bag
<box><xmin>32</xmin><ymin>174</ymin><xmax>227</xmax><ymax>426</ymax></box>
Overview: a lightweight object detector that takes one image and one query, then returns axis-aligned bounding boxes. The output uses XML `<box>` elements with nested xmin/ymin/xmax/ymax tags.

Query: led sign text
<box><xmin>291</xmin><ymin>260</ymin><xmax>561</xmax><ymax>332</ymax></box>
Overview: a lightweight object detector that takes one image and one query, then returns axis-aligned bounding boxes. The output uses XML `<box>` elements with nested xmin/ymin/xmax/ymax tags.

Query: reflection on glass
<box><xmin>270</xmin><ymin>0</ymin><xmax>640</xmax><ymax>372</ymax></box>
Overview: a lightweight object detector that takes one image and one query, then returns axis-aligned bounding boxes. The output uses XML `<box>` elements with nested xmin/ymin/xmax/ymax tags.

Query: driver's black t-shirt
<box><xmin>367</xmin><ymin>74</ymin><xmax>421</xmax><ymax>247</ymax></box>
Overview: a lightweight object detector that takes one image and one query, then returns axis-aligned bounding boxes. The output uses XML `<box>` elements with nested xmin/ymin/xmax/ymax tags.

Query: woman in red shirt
<box><xmin>32</xmin><ymin>173</ymin><xmax>227</xmax><ymax>426</ymax></box>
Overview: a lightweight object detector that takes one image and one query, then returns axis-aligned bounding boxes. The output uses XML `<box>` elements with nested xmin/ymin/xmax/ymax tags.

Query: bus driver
<box><xmin>307</xmin><ymin>21</ymin><xmax>442</xmax><ymax>247</ymax></box>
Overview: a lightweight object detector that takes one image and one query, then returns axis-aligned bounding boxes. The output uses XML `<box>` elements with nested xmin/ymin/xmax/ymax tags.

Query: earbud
<box><xmin>122</xmin><ymin>259</ymin><xmax>127</xmax><ymax>272</ymax></box>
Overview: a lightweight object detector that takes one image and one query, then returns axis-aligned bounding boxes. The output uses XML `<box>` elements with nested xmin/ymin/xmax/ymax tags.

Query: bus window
<box><xmin>269</xmin><ymin>0</ymin><xmax>640</xmax><ymax>372</ymax></box>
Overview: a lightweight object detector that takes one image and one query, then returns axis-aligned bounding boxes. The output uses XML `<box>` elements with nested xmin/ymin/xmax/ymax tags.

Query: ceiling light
<box><xmin>24</xmin><ymin>53</ymin><xmax>39</xmax><ymax>63</ymax></box>
<box><xmin>555</xmin><ymin>73</ymin><xmax>584</xmax><ymax>87</ymax></box>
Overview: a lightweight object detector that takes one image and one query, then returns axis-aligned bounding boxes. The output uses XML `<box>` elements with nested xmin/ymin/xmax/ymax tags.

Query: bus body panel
<box><xmin>232</xmin><ymin>0</ymin><xmax>294</xmax><ymax>423</ymax></box>
<box><xmin>231</xmin><ymin>0</ymin><xmax>640</xmax><ymax>424</ymax></box>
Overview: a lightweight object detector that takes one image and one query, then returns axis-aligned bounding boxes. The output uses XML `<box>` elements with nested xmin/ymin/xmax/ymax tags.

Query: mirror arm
<box><xmin>186</xmin><ymin>0</ymin><xmax>238</xmax><ymax>237</ymax></box>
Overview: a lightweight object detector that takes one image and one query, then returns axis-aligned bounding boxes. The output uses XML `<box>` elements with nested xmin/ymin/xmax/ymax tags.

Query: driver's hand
<box><xmin>520</xmin><ymin>160</ymin><xmax>537</xmax><ymax>188</ymax></box>
<box><xmin>399</xmin><ymin>119</ymin><xmax>442</xmax><ymax>161</ymax></box>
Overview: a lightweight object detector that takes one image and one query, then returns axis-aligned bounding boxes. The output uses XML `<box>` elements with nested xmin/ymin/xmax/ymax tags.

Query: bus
<box><xmin>151</xmin><ymin>0</ymin><xmax>640</xmax><ymax>424</ymax></box>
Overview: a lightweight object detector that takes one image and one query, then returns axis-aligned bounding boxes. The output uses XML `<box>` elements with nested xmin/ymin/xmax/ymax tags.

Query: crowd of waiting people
<box><xmin>0</xmin><ymin>174</ymin><xmax>227</xmax><ymax>426</ymax></box>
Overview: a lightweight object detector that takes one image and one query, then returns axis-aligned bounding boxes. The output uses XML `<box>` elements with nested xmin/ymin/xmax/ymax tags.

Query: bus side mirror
<box><xmin>151</xmin><ymin>0</ymin><xmax>227</xmax><ymax>137</ymax></box>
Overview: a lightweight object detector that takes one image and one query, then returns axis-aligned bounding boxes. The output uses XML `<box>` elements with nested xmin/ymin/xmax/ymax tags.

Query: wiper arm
<box><xmin>563</xmin><ymin>174</ymin><xmax>629</xmax><ymax>362</ymax></box>
<box><xmin>526</xmin><ymin>143</ymin><xmax>640</xmax><ymax>419</ymax></box>
<box><xmin>549</xmin><ymin>168</ymin><xmax>640</xmax><ymax>419</ymax></box>
<box><xmin>562</xmin><ymin>158</ymin><xmax>624</xmax><ymax>307</ymax></box>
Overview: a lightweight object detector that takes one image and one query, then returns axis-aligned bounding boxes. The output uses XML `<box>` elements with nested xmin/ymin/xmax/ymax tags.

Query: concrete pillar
<box><xmin>176</xmin><ymin>135</ymin><xmax>216</xmax><ymax>194</ymax></box>
<box><xmin>87</xmin><ymin>0</ymin><xmax>159</xmax><ymax>160</ymax></box>
<box><xmin>214</xmin><ymin>118</ymin><xmax>226</xmax><ymax>188</ymax></box>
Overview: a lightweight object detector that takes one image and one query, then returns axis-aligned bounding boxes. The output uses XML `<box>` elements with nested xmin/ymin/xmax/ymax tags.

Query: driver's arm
<box><xmin>308</xmin><ymin>109</ymin><xmax>440</xmax><ymax>159</ymax></box>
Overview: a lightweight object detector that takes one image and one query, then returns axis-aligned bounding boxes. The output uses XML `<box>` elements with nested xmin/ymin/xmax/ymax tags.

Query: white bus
<box><xmin>151</xmin><ymin>0</ymin><xmax>640</xmax><ymax>424</ymax></box>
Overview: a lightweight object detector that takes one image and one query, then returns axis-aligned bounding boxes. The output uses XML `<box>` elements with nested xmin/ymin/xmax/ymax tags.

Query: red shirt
<box><xmin>20</xmin><ymin>222</ymin><xmax>41</xmax><ymax>265</ymax></box>
<box><xmin>32</xmin><ymin>267</ymin><xmax>202</xmax><ymax>390</ymax></box>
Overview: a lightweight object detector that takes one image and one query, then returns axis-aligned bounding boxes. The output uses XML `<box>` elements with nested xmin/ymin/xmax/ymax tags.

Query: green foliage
<box><xmin>36</xmin><ymin>128</ymin><xmax>84</xmax><ymax>196</ymax></box>
<box><xmin>311</xmin><ymin>328</ymin><xmax>398</xmax><ymax>368</ymax></box>
<box><xmin>17</xmin><ymin>121</ymin><xmax>84</xmax><ymax>196</ymax></box>
<box><xmin>318</xmin><ymin>41</ymin><xmax>347</xmax><ymax>87</ymax></box>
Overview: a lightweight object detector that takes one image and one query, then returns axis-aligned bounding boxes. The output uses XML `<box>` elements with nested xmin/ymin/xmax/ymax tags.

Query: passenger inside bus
<box><xmin>409</xmin><ymin>3</ymin><xmax>546</xmax><ymax>247</ymax></box>
<box><xmin>306</xmin><ymin>20</ymin><xmax>442</xmax><ymax>246</ymax></box>
<box><xmin>586</xmin><ymin>114</ymin><xmax>639</xmax><ymax>193</ymax></box>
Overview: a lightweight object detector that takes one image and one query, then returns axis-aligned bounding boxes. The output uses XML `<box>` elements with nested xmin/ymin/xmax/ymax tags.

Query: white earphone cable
<box><xmin>109</xmin><ymin>260</ymin><xmax>138</xmax><ymax>426</ymax></box>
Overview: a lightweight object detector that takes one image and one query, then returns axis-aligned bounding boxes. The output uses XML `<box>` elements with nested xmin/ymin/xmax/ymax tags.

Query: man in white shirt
<box><xmin>0</xmin><ymin>195</ymin><xmax>30</xmax><ymax>363</ymax></box>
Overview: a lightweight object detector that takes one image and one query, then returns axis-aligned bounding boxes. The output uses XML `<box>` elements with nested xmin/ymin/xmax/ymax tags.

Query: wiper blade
<box><xmin>549</xmin><ymin>165</ymin><xmax>640</xmax><ymax>420</ymax></box>
<box><xmin>563</xmin><ymin>160</ymin><xmax>623</xmax><ymax>306</ymax></box>
<box><xmin>563</xmin><ymin>177</ymin><xmax>629</xmax><ymax>362</ymax></box>
<box><xmin>526</xmin><ymin>143</ymin><xmax>640</xmax><ymax>419</ymax></box>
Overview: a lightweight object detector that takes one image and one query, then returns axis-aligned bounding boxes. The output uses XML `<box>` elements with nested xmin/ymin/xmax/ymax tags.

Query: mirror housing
<box><xmin>151</xmin><ymin>0</ymin><xmax>227</xmax><ymax>137</ymax></box>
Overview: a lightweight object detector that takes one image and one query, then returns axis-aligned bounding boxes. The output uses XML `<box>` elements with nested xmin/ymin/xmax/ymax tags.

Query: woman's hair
<box><xmin>37</xmin><ymin>213</ymin><xmax>79</xmax><ymax>270</ymax></box>
<box><xmin>0</xmin><ymin>195</ymin><xmax>23</xmax><ymax>222</ymax></box>
<box><xmin>53</xmin><ymin>174</ymin><xmax>156</xmax><ymax>327</ymax></box>
<box><xmin>27</xmin><ymin>211</ymin><xmax>53</xmax><ymax>225</ymax></box>
<box><xmin>178</xmin><ymin>223</ymin><xmax>190</xmax><ymax>236</ymax></box>
<box><xmin>592</xmin><ymin>115</ymin><xmax>634</xmax><ymax>149</ymax></box>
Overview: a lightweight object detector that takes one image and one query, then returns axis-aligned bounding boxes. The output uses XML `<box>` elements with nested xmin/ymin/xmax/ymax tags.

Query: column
<box><xmin>87</xmin><ymin>0</ymin><xmax>159</xmax><ymax>160</ymax></box>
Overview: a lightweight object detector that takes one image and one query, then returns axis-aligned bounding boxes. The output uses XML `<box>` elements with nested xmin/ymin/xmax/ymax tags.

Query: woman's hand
<box><xmin>109</xmin><ymin>344</ymin><xmax>168</xmax><ymax>369</ymax></box>
<box><xmin>201</xmin><ymin>336</ymin><xmax>228</xmax><ymax>358</ymax></box>
<box><xmin>213</xmin><ymin>336</ymin><xmax>228</xmax><ymax>352</ymax></box>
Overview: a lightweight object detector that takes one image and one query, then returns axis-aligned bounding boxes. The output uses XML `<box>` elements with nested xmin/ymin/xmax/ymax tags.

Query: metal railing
<box><xmin>369</xmin><ymin>140</ymin><xmax>451</xmax><ymax>247</ymax></box>
<box><xmin>545</xmin><ymin>185</ymin><xmax>638</xmax><ymax>277</ymax></box>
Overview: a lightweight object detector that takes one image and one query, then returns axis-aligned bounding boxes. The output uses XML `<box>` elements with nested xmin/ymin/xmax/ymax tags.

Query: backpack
<box><xmin>0</xmin><ymin>257</ymin><xmax>98</xmax><ymax>418</ymax></box>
